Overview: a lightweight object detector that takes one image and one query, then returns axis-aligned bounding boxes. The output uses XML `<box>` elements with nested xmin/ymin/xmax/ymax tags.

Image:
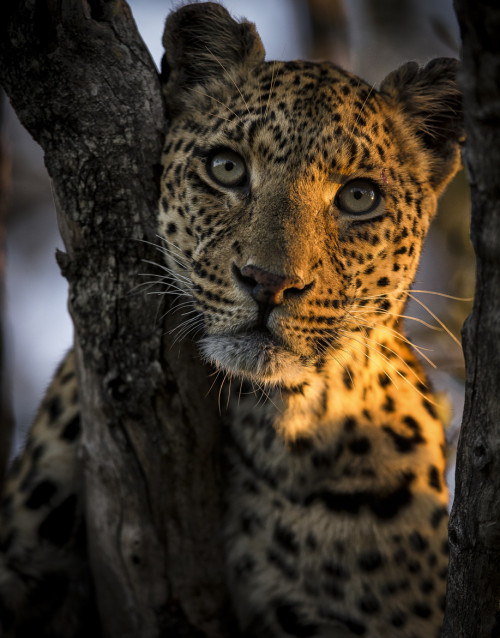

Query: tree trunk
<box><xmin>443</xmin><ymin>3</ymin><xmax>500</xmax><ymax>637</ymax></box>
<box><xmin>0</xmin><ymin>2</ymin><xmax>230</xmax><ymax>637</ymax></box>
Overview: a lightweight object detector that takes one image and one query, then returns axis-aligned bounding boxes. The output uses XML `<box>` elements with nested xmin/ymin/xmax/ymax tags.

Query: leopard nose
<box><xmin>233</xmin><ymin>263</ymin><xmax>311</xmax><ymax>306</ymax></box>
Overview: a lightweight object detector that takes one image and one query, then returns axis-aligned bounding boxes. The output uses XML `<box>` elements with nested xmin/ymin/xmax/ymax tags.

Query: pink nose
<box><xmin>237</xmin><ymin>264</ymin><xmax>307</xmax><ymax>305</ymax></box>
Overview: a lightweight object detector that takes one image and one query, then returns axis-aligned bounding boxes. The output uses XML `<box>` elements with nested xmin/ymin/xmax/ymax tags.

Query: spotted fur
<box><xmin>0</xmin><ymin>3</ymin><xmax>463</xmax><ymax>637</ymax></box>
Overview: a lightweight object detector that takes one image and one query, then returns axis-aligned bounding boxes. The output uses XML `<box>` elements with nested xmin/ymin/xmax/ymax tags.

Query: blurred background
<box><xmin>0</xmin><ymin>0</ymin><xmax>473</xmax><ymax>499</ymax></box>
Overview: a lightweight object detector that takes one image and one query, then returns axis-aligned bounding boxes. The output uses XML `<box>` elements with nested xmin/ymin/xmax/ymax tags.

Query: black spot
<box><xmin>25</xmin><ymin>480</ymin><xmax>58</xmax><ymax>509</ymax></box>
<box><xmin>382</xmin><ymin>395</ymin><xmax>395</xmax><ymax>413</ymax></box>
<box><xmin>32</xmin><ymin>443</ymin><xmax>46</xmax><ymax>461</ymax></box>
<box><xmin>322</xmin><ymin>560</ymin><xmax>350</xmax><ymax>580</ymax></box>
<box><xmin>349</xmin><ymin>437</ymin><xmax>371</xmax><ymax>455</ymax></box>
<box><xmin>370</xmin><ymin>474</ymin><xmax>415</xmax><ymax>519</ymax></box>
<box><xmin>377</xmin><ymin>276</ymin><xmax>389</xmax><ymax>287</ymax></box>
<box><xmin>343</xmin><ymin>417</ymin><xmax>357</xmax><ymax>432</ymax></box>
<box><xmin>343</xmin><ymin>367</ymin><xmax>354</xmax><ymax>390</ymax></box>
<box><xmin>428</xmin><ymin>465</ymin><xmax>442</xmax><ymax>491</ymax></box>
<box><xmin>167</xmin><ymin>222</ymin><xmax>177</xmax><ymax>234</ymax></box>
<box><xmin>390</xmin><ymin>611</ymin><xmax>407</xmax><ymax>628</ymax></box>
<box><xmin>61</xmin><ymin>371</ymin><xmax>75</xmax><ymax>384</ymax></box>
<box><xmin>409</xmin><ymin>531</ymin><xmax>429</xmax><ymax>553</ymax></box>
<box><xmin>274</xmin><ymin>601</ymin><xmax>319</xmax><ymax>637</ymax></box>
<box><xmin>60</xmin><ymin>414</ymin><xmax>81</xmax><ymax>442</ymax></box>
<box><xmin>38</xmin><ymin>494</ymin><xmax>78</xmax><ymax>547</ymax></box>
<box><xmin>382</xmin><ymin>416</ymin><xmax>425</xmax><ymax>453</ymax></box>
<box><xmin>412</xmin><ymin>601</ymin><xmax>432</xmax><ymax>618</ymax></box>
<box><xmin>420</xmin><ymin>578</ymin><xmax>435</xmax><ymax>594</ymax></box>
<box><xmin>358</xmin><ymin>594</ymin><xmax>380</xmax><ymax>614</ymax></box>
<box><xmin>46</xmin><ymin>395</ymin><xmax>62</xmax><ymax>422</ymax></box>
<box><xmin>408</xmin><ymin>560</ymin><xmax>422</xmax><ymax>574</ymax></box>
<box><xmin>422</xmin><ymin>398</ymin><xmax>438</xmax><ymax>418</ymax></box>
<box><xmin>378</xmin><ymin>373</ymin><xmax>390</xmax><ymax>388</ymax></box>
<box><xmin>305</xmin><ymin>472</ymin><xmax>415</xmax><ymax>519</ymax></box>
<box><xmin>273</xmin><ymin>523</ymin><xmax>300</xmax><ymax>555</ymax></box>
<box><xmin>358</xmin><ymin>549</ymin><xmax>383</xmax><ymax>572</ymax></box>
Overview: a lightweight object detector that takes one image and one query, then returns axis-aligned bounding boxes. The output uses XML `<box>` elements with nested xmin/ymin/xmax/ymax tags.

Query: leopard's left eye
<box><xmin>336</xmin><ymin>179</ymin><xmax>381</xmax><ymax>216</ymax></box>
<box><xmin>208</xmin><ymin>149</ymin><xmax>248</xmax><ymax>187</ymax></box>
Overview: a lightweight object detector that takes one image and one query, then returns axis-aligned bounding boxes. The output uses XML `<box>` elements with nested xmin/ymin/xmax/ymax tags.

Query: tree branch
<box><xmin>444</xmin><ymin>2</ymin><xmax>500</xmax><ymax>636</ymax></box>
<box><xmin>0</xmin><ymin>1</ymin><xmax>229</xmax><ymax>636</ymax></box>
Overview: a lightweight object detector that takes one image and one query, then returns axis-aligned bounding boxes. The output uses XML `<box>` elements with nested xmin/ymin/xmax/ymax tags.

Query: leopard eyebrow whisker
<box><xmin>204</xmin><ymin>45</ymin><xmax>251</xmax><ymax>117</ymax></box>
<box><xmin>189</xmin><ymin>86</ymin><xmax>243</xmax><ymax>122</ymax></box>
<box><xmin>346</xmin><ymin>81</ymin><xmax>377</xmax><ymax>145</ymax></box>
<box><xmin>263</xmin><ymin>59</ymin><xmax>280</xmax><ymax>122</ymax></box>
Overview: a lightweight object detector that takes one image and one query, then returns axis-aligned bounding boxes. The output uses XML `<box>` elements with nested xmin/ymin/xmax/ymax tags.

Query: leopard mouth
<box><xmin>199</xmin><ymin>328</ymin><xmax>312</xmax><ymax>386</ymax></box>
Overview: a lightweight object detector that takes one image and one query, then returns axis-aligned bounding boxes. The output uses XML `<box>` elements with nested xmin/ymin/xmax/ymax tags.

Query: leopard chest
<box><xmin>221</xmin><ymin>389</ymin><xmax>449</xmax><ymax>637</ymax></box>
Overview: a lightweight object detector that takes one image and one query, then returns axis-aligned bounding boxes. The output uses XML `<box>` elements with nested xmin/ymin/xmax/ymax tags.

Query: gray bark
<box><xmin>443</xmin><ymin>2</ymin><xmax>500</xmax><ymax>636</ymax></box>
<box><xmin>0</xmin><ymin>1</ymin><xmax>229</xmax><ymax>637</ymax></box>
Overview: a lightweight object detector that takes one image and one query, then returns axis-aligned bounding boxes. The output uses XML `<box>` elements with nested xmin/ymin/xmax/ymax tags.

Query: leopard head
<box><xmin>158</xmin><ymin>2</ymin><xmax>463</xmax><ymax>388</ymax></box>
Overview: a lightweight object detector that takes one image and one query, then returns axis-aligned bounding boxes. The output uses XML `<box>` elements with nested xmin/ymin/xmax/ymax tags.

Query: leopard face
<box><xmin>158</xmin><ymin>4</ymin><xmax>462</xmax><ymax>389</ymax></box>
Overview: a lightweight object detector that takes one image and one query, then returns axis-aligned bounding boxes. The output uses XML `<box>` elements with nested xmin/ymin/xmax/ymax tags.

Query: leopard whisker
<box><xmin>407</xmin><ymin>292</ymin><xmax>462</xmax><ymax>347</ymax></box>
<box><xmin>347</xmin><ymin>314</ymin><xmax>437</xmax><ymax>369</ymax></box>
<box><xmin>348</xmin><ymin>305</ymin><xmax>442</xmax><ymax>331</ymax></box>
<box><xmin>264</xmin><ymin>59</ymin><xmax>280</xmax><ymax>122</ymax></box>
<box><xmin>204</xmin><ymin>45</ymin><xmax>251</xmax><ymax>117</ymax></box>
<box><xmin>189</xmin><ymin>86</ymin><xmax>242</xmax><ymax>122</ymax></box>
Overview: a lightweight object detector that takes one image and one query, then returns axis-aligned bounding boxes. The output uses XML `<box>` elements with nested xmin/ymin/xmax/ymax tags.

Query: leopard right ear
<box><xmin>161</xmin><ymin>2</ymin><xmax>265</xmax><ymax>111</ymax></box>
<box><xmin>380</xmin><ymin>58</ymin><xmax>464</xmax><ymax>194</ymax></box>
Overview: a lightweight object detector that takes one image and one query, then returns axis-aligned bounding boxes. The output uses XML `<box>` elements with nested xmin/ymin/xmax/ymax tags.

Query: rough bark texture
<box><xmin>444</xmin><ymin>3</ymin><xmax>500</xmax><ymax>637</ymax></box>
<box><xmin>0</xmin><ymin>1</ymin><xmax>229</xmax><ymax>637</ymax></box>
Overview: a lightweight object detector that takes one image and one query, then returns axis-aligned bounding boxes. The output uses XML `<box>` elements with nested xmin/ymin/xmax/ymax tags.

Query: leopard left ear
<box><xmin>380</xmin><ymin>58</ymin><xmax>464</xmax><ymax>194</ymax></box>
<box><xmin>161</xmin><ymin>2</ymin><xmax>265</xmax><ymax>114</ymax></box>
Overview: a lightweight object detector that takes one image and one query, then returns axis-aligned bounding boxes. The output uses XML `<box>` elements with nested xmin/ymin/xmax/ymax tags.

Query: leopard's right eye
<box><xmin>208</xmin><ymin>149</ymin><xmax>248</xmax><ymax>187</ymax></box>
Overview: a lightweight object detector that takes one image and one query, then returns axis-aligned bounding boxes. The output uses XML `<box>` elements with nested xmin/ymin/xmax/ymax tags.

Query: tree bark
<box><xmin>444</xmin><ymin>3</ymin><xmax>500</xmax><ymax>637</ymax></box>
<box><xmin>0</xmin><ymin>2</ymin><xmax>229</xmax><ymax>637</ymax></box>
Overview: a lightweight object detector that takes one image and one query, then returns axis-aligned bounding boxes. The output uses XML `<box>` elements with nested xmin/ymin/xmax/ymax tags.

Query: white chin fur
<box><xmin>199</xmin><ymin>333</ymin><xmax>310</xmax><ymax>387</ymax></box>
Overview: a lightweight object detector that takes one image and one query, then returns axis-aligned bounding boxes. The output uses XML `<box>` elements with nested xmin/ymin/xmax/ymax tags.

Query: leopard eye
<box><xmin>208</xmin><ymin>149</ymin><xmax>247</xmax><ymax>187</ymax></box>
<box><xmin>336</xmin><ymin>178</ymin><xmax>381</xmax><ymax>216</ymax></box>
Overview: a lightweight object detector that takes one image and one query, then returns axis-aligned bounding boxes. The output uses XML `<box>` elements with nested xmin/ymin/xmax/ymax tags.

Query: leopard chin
<box><xmin>199</xmin><ymin>332</ymin><xmax>312</xmax><ymax>387</ymax></box>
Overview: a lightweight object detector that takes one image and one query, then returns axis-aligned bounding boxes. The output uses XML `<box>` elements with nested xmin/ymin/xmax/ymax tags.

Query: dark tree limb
<box><xmin>0</xmin><ymin>1</ymin><xmax>228</xmax><ymax>636</ymax></box>
<box><xmin>444</xmin><ymin>3</ymin><xmax>500</xmax><ymax>636</ymax></box>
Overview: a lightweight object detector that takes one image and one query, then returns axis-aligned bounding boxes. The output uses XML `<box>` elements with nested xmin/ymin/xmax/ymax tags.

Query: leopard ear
<box><xmin>380</xmin><ymin>58</ymin><xmax>464</xmax><ymax>194</ymax></box>
<box><xmin>161</xmin><ymin>2</ymin><xmax>265</xmax><ymax>110</ymax></box>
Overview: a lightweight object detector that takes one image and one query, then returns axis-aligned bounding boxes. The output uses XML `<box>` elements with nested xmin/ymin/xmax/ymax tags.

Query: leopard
<box><xmin>0</xmin><ymin>3</ymin><xmax>463</xmax><ymax>637</ymax></box>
